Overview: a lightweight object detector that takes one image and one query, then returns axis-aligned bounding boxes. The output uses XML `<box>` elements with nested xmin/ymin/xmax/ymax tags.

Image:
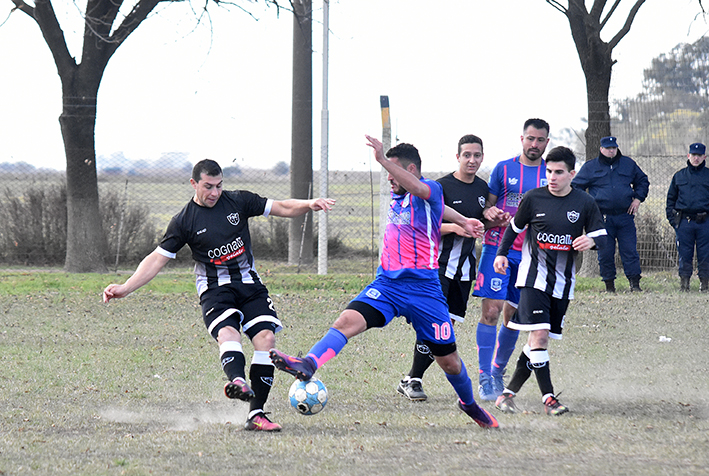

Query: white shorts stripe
<box><xmin>207</xmin><ymin>308</ymin><xmax>243</xmax><ymax>336</ymax></box>
<box><xmin>243</xmin><ymin>315</ymin><xmax>283</xmax><ymax>334</ymax></box>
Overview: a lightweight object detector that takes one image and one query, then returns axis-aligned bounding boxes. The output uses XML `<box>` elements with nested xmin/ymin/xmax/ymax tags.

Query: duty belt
<box><xmin>681</xmin><ymin>212</ymin><xmax>708</xmax><ymax>223</ymax></box>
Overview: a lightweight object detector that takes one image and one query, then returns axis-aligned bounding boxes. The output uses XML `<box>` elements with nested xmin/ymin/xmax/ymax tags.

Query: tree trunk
<box><xmin>61</xmin><ymin>78</ymin><xmax>108</xmax><ymax>273</ymax></box>
<box><xmin>583</xmin><ymin>66</ymin><xmax>613</xmax><ymax>161</ymax></box>
<box><xmin>289</xmin><ymin>0</ymin><xmax>314</xmax><ymax>265</ymax></box>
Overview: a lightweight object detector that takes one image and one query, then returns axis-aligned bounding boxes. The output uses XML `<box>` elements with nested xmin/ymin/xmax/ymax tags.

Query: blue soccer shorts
<box><xmin>473</xmin><ymin>244</ymin><xmax>521</xmax><ymax>305</ymax></box>
<box><xmin>350</xmin><ymin>275</ymin><xmax>456</xmax><ymax>348</ymax></box>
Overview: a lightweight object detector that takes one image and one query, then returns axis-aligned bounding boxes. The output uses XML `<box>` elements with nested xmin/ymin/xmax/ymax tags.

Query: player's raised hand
<box><xmin>365</xmin><ymin>135</ymin><xmax>386</xmax><ymax>163</ymax></box>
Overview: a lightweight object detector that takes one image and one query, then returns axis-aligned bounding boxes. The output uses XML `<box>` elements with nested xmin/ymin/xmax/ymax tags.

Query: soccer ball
<box><xmin>288</xmin><ymin>377</ymin><xmax>328</xmax><ymax>415</ymax></box>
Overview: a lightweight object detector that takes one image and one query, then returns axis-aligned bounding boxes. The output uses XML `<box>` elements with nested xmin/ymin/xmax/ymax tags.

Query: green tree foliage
<box><xmin>613</xmin><ymin>36</ymin><xmax>709</xmax><ymax>157</ymax></box>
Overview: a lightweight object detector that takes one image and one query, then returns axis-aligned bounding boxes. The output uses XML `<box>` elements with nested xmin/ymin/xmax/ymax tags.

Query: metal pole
<box><xmin>318</xmin><ymin>0</ymin><xmax>329</xmax><ymax>275</ymax></box>
<box><xmin>379</xmin><ymin>96</ymin><xmax>391</xmax><ymax>259</ymax></box>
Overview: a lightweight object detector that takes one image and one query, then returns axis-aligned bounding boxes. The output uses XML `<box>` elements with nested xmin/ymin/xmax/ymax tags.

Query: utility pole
<box><xmin>289</xmin><ymin>0</ymin><xmax>314</xmax><ymax>265</ymax></box>
<box><xmin>318</xmin><ymin>0</ymin><xmax>329</xmax><ymax>275</ymax></box>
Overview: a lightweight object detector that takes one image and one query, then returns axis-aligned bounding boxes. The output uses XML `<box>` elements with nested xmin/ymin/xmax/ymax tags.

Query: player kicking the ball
<box><xmin>492</xmin><ymin>146</ymin><xmax>606</xmax><ymax>415</ymax></box>
<box><xmin>270</xmin><ymin>136</ymin><xmax>498</xmax><ymax>429</ymax></box>
<box><xmin>103</xmin><ymin>159</ymin><xmax>335</xmax><ymax>432</ymax></box>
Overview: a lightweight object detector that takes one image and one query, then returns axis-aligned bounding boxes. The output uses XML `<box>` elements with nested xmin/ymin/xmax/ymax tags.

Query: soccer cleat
<box><xmin>224</xmin><ymin>377</ymin><xmax>255</xmax><ymax>402</ymax></box>
<box><xmin>478</xmin><ymin>373</ymin><xmax>496</xmax><ymax>401</ymax></box>
<box><xmin>495</xmin><ymin>392</ymin><xmax>519</xmax><ymax>414</ymax></box>
<box><xmin>244</xmin><ymin>412</ymin><xmax>282</xmax><ymax>432</ymax></box>
<box><xmin>396</xmin><ymin>378</ymin><xmax>428</xmax><ymax>401</ymax></box>
<box><xmin>269</xmin><ymin>348</ymin><xmax>317</xmax><ymax>381</ymax></box>
<box><xmin>544</xmin><ymin>395</ymin><xmax>569</xmax><ymax>416</ymax></box>
<box><xmin>490</xmin><ymin>373</ymin><xmax>505</xmax><ymax>397</ymax></box>
<box><xmin>457</xmin><ymin>399</ymin><xmax>499</xmax><ymax>429</ymax></box>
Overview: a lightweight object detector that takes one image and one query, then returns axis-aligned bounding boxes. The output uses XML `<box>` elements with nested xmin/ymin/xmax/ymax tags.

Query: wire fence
<box><xmin>1</xmin><ymin>93</ymin><xmax>705</xmax><ymax>273</ymax></box>
<box><xmin>0</xmin><ymin>153</ymin><xmax>686</xmax><ymax>274</ymax></box>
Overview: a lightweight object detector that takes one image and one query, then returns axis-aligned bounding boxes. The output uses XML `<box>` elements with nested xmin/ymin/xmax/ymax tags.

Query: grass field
<box><xmin>1</xmin><ymin>265</ymin><xmax>708</xmax><ymax>475</ymax></box>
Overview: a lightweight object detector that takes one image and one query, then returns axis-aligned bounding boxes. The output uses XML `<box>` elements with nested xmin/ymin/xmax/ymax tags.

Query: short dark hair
<box><xmin>545</xmin><ymin>146</ymin><xmax>576</xmax><ymax>172</ymax></box>
<box><xmin>523</xmin><ymin>118</ymin><xmax>550</xmax><ymax>135</ymax></box>
<box><xmin>192</xmin><ymin>159</ymin><xmax>222</xmax><ymax>182</ymax></box>
<box><xmin>386</xmin><ymin>143</ymin><xmax>421</xmax><ymax>171</ymax></box>
<box><xmin>458</xmin><ymin>134</ymin><xmax>483</xmax><ymax>155</ymax></box>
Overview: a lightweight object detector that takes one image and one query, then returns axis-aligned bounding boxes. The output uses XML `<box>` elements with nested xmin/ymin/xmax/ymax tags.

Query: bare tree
<box><xmin>6</xmin><ymin>0</ymin><xmax>283</xmax><ymax>272</ymax></box>
<box><xmin>546</xmin><ymin>0</ymin><xmax>648</xmax><ymax>161</ymax></box>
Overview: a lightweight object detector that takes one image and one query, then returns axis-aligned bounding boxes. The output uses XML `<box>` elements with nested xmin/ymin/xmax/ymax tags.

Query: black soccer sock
<box><xmin>529</xmin><ymin>348</ymin><xmax>554</xmax><ymax>398</ymax></box>
<box><xmin>407</xmin><ymin>340</ymin><xmax>435</xmax><ymax>380</ymax></box>
<box><xmin>249</xmin><ymin>351</ymin><xmax>275</xmax><ymax>413</ymax></box>
<box><xmin>506</xmin><ymin>349</ymin><xmax>533</xmax><ymax>394</ymax></box>
<box><xmin>219</xmin><ymin>342</ymin><xmax>247</xmax><ymax>382</ymax></box>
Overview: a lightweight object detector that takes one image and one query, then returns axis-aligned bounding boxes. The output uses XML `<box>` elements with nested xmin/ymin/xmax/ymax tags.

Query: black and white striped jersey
<box><xmin>437</xmin><ymin>173</ymin><xmax>488</xmax><ymax>282</ymax></box>
<box><xmin>157</xmin><ymin>190</ymin><xmax>272</xmax><ymax>296</ymax></box>
<box><xmin>498</xmin><ymin>187</ymin><xmax>606</xmax><ymax>300</ymax></box>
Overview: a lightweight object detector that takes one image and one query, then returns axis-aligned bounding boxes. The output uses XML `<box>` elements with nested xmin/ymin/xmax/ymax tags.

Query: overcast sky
<box><xmin>1</xmin><ymin>0</ymin><xmax>707</xmax><ymax>173</ymax></box>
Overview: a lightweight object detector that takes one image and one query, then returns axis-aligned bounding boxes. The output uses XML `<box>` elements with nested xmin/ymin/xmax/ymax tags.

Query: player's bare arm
<box><xmin>102</xmin><ymin>250</ymin><xmax>171</xmax><ymax>303</ymax></box>
<box><xmin>441</xmin><ymin>223</ymin><xmax>471</xmax><ymax>237</ymax></box>
<box><xmin>443</xmin><ymin>206</ymin><xmax>483</xmax><ymax>238</ymax></box>
<box><xmin>270</xmin><ymin>198</ymin><xmax>336</xmax><ymax>218</ymax></box>
<box><xmin>365</xmin><ymin>134</ymin><xmax>430</xmax><ymax>199</ymax></box>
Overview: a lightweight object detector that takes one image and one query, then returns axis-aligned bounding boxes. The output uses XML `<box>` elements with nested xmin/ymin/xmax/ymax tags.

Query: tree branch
<box><xmin>608</xmin><ymin>0</ymin><xmax>647</xmax><ymax>50</ymax></box>
<box><xmin>599</xmin><ymin>0</ymin><xmax>621</xmax><ymax>30</ymax></box>
<box><xmin>545</xmin><ymin>0</ymin><xmax>568</xmax><ymax>15</ymax></box>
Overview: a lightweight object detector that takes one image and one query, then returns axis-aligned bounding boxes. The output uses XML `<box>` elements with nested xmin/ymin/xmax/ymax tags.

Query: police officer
<box><xmin>572</xmin><ymin>136</ymin><xmax>650</xmax><ymax>292</ymax></box>
<box><xmin>666</xmin><ymin>142</ymin><xmax>709</xmax><ymax>292</ymax></box>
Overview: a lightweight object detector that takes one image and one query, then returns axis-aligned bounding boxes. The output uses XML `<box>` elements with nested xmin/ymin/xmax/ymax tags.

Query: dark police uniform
<box><xmin>572</xmin><ymin>141</ymin><xmax>649</xmax><ymax>287</ymax></box>
<box><xmin>666</xmin><ymin>142</ymin><xmax>709</xmax><ymax>290</ymax></box>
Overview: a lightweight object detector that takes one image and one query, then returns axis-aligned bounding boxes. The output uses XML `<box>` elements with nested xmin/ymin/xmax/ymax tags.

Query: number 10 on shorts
<box><xmin>432</xmin><ymin>322</ymin><xmax>451</xmax><ymax>340</ymax></box>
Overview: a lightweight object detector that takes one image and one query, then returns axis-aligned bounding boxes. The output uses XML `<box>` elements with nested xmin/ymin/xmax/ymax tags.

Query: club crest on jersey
<box><xmin>478</xmin><ymin>195</ymin><xmax>486</xmax><ymax>208</ymax></box>
<box><xmin>508</xmin><ymin>178</ymin><xmax>519</xmax><ymax>185</ymax></box>
<box><xmin>365</xmin><ymin>288</ymin><xmax>381</xmax><ymax>300</ymax></box>
<box><xmin>567</xmin><ymin>210</ymin><xmax>580</xmax><ymax>223</ymax></box>
<box><xmin>227</xmin><ymin>212</ymin><xmax>240</xmax><ymax>226</ymax></box>
<box><xmin>491</xmin><ymin>278</ymin><xmax>503</xmax><ymax>292</ymax></box>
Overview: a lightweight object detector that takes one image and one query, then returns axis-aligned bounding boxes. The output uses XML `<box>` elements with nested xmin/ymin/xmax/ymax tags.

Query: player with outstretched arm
<box><xmin>269</xmin><ymin>135</ymin><xmax>499</xmax><ymax>429</ymax></box>
<box><xmin>103</xmin><ymin>159</ymin><xmax>335</xmax><ymax>432</ymax></box>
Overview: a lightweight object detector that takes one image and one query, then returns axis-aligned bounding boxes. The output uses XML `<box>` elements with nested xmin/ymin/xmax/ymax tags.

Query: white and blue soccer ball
<box><xmin>288</xmin><ymin>377</ymin><xmax>328</xmax><ymax>415</ymax></box>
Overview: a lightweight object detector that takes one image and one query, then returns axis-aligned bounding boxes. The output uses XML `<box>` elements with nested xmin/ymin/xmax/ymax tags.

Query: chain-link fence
<box><xmin>0</xmin><ymin>94</ymin><xmax>704</xmax><ymax>273</ymax></box>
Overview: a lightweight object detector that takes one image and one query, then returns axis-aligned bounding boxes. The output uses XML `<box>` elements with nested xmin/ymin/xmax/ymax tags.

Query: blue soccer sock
<box><xmin>476</xmin><ymin>322</ymin><xmax>497</xmax><ymax>376</ymax></box>
<box><xmin>444</xmin><ymin>359</ymin><xmax>475</xmax><ymax>405</ymax></box>
<box><xmin>492</xmin><ymin>324</ymin><xmax>520</xmax><ymax>378</ymax></box>
<box><xmin>306</xmin><ymin>327</ymin><xmax>348</xmax><ymax>368</ymax></box>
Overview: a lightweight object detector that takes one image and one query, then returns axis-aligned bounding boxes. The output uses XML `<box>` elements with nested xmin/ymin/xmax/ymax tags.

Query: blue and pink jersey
<box><xmin>379</xmin><ymin>178</ymin><xmax>444</xmax><ymax>280</ymax></box>
<box><xmin>483</xmin><ymin>155</ymin><xmax>547</xmax><ymax>251</ymax></box>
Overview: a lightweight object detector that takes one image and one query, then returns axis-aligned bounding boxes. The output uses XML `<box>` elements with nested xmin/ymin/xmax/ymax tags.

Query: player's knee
<box><xmin>216</xmin><ymin>326</ymin><xmax>240</xmax><ymax>344</ymax></box>
<box><xmin>332</xmin><ymin>309</ymin><xmax>368</xmax><ymax>338</ymax></box>
<box><xmin>434</xmin><ymin>353</ymin><xmax>461</xmax><ymax>374</ymax></box>
<box><xmin>250</xmin><ymin>329</ymin><xmax>275</xmax><ymax>351</ymax></box>
<box><xmin>480</xmin><ymin>303</ymin><xmax>502</xmax><ymax>325</ymax></box>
